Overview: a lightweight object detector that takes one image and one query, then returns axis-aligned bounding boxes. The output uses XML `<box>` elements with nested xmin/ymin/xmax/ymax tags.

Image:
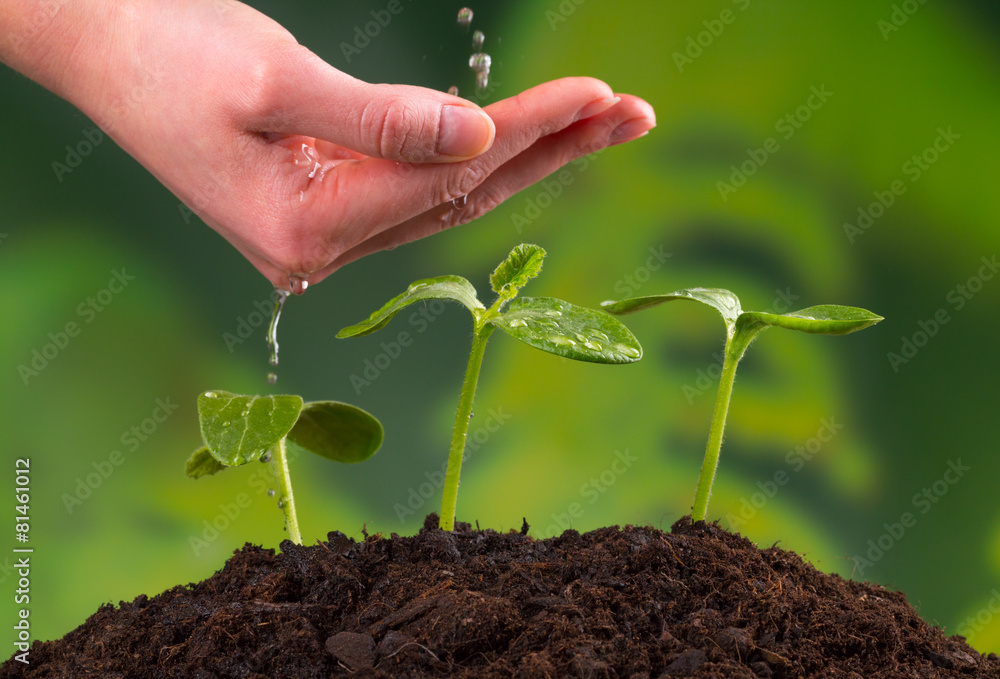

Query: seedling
<box><xmin>186</xmin><ymin>392</ymin><xmax>383</xmax><ymax>543</ymax></box>
<box><xmin>602</xmin><ymin>288</ymin><xmax>882</xmax><ymax>523</ymax></box>
<box><xmin>337</xmin><ymin>244</ymin><xmax>643</xmax><ymax>531</ymax></box>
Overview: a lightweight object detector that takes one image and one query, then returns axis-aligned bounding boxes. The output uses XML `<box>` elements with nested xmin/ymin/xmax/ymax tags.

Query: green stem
<box><xmin>271</xmin><ymin>437</ymin><xmax>302</xmax><ymax>543</ymax></box>
<box><xmin>440</xmin><ymin>323</ymin><xmax>495</xmax><ymax>531</ymax></box>
<box><xmin>691</xmin><ymin>332</ymin><xmax>754</xmax><ymax>523</ymax></box>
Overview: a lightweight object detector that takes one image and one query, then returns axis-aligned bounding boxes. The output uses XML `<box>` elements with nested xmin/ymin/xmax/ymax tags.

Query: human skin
<box><xmin>0</xmin><ymin>0</ymin><xmax>656</xmax><ymax>291</ymax></box>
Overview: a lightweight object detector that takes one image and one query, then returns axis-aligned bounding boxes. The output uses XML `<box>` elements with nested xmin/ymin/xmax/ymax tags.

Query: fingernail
<box><xmin>439</xmin><ymin>105</ymin><xmax>494</xmax><ymax>157</ymax></box>
<box><xmin>577</xmin><ymin>96</ymin><xmax>621</xmax><ymax>121</ymax></box>
<box><xmin>610</xmin><ymin>118</ymin><xmax>655</xmax><ymax>146</ymax></box>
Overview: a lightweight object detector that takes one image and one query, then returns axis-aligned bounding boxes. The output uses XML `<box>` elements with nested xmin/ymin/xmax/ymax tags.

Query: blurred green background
<box><xmin>3</xmin><ymin>0</ymin><xmax>1000</xmax><ymax>657</ymax></box>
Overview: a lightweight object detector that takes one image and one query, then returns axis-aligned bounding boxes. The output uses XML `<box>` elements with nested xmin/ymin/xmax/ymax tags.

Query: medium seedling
<box><xmin>186</xmin><ymin>392</ymin><xmax>383</xmax><ymax>543</ymax></box>
<box><xmin>602</xmin><ymin>288</ymin><xmax>882</xmax><ymax>523</ymax></box>
<box><xmin>337</xmin><ymin>244</ymin><xmax>643</xmax><ymax>531</ymax></box>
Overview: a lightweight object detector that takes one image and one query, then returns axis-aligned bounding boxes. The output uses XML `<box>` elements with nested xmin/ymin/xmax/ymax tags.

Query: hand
<box><xmin>1</xmin><ymin>0</ymin><xmax>656</xmax><ymax>291</ymax></box>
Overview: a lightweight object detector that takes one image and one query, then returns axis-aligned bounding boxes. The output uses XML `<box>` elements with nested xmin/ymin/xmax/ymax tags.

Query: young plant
<box><xmin>186</xmin><ymin>392</ymin><xmax>383</xmax><ymax>543</ymax></box>
<box><xmin>337</xmin><ymin>244</ymin><xmax>643</xmax><ymax>531</ymax></box>
<box><xmin>601</xmin><ymin>288</ymin><xmax>882</xmax><ymax>523</ymax></box>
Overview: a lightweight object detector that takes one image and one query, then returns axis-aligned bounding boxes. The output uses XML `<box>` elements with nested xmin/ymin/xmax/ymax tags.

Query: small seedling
<box><xmin>338</xmin><ymin>244</ymin><xmax>643</xmax><ymax>531</ymax></box>
<box><xmin>186</xmin><ymin>391</ymin><xmax>383</xmax><ymax>543</ymax></box>
<box><xmin>602</xmin><ymin>288</ymin><xmax>882</xmax><ymax>523</ymax></box>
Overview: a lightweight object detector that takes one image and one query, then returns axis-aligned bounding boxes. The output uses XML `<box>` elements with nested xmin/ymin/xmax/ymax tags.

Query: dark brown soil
<box><xmin>4</xmin><ymin>515</ymin><xmax>997</xmax><ymax>678</ymax></box>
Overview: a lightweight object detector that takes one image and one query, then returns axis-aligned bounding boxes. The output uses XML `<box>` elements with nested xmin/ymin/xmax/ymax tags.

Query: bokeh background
<box><xmin>3</xmin><ymin>0</ymin><xmax>1000</xmax><ymax>657</ymax></box>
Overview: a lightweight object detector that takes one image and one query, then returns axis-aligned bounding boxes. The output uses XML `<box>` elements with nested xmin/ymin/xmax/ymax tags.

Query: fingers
<box><xmin>250</xmin><ymin>48</ymin><xmax>495</xmax><ymax>162</ymax></box>
<box><xmin>304</xmin><ymin>77</ymin><xmax>625</xmax><ymax>249</ymax></box>
<box><xmin>308</xmin><ymin>93</ymin><xmax>655</xmax><ymax>281</ymax></box>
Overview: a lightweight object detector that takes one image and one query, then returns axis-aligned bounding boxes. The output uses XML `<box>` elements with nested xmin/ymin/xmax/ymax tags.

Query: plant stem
<box><xmin>271</xmin><ymin>437</ymin><xmax>302</xmax><ymax>543</ymax></box>
<box><xmin>691</xmin><ymin>336</ymin><xmax>747</xmax><ymax>523</ymax></box>
<box><xmin>440</xmin><ymin>323</ymin><xmax>495</xmax><ymax>531</ymax></box>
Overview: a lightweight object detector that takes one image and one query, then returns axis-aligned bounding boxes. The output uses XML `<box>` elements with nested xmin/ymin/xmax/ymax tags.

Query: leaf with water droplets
<box><xmin>197</xmin><ymin>391</ymin><xmax>303</xmax><ymax>467</ymax></box>
<box><xmin>603</xmin><ymin>288</ymin><xmax>743</xmax><ymax>328</ymax></box>
<box><xmin>491</xmin><ymin>297</ymin><xmax>642</xmax><ymax>364</ymax></box>
<box><xmin>337</xmin><ymin>275</ymin><xmax>483</xmax><ymax>338</ymax></box>
<box><xmin>737</xmin><ymin>305</ymin><xmax>883</xmax><ymax>337</ymax></box>
<box><xmin>490</xmin><ymin>244</ymin><xmax>545</xmax><ymax>303</ymax></box>
<box><xmin>287</xmin><ymin>401</ymin><xmax>384</xmax><ymax>464</ymax></box>
<box><xmin>185</xmin><ymin>446</ymin><xmax>227</xmax><ymax>479</ymax></box>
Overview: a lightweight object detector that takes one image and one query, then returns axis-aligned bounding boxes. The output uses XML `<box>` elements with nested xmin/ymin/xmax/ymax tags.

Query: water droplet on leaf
<box><xmin>614</xmin><ymin>343</ymin><xmax>641</xmax><ymax>358</ymax></box>
<box><xmin>267</xmin><ymin>488</ymin><xmax>275</xmax><ymax>497</ymax></box>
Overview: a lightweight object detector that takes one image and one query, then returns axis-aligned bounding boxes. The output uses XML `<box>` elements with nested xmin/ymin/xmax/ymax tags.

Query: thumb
<box><xmin>257</xmin><ymin>49</ymin><xmax>495</xmax><ymax>162</ymax></box>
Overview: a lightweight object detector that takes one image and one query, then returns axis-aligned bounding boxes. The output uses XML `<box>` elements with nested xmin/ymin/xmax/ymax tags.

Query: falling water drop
<box><xmin>475</xmin><ymin>70</ymin><xmax>489</xmax><ymax>91</ymax></box>
<box><xmin>266</xmin><ymin>372</ymin><xmax>278</xmax><ymax>385</ymax></box>
<box><xmin>447</xmin><ymin>85</ymin><xmax>459</xmax><ymax>96</ymax></box>
<box><xmin>457</xmin><ymin>8</ymin><xmax>473</xmax><ymax>28</ymax></box>
<box><xmin>266</xmin><ymin>289</ymin><xmax>290</xmax><ymax>367</ymax></box>
<box><xmin>472</xmin><ymin>30</ymin><xmax>485</xmax><ymax>51</ymax></box>
<box><xmin>289</xmin><ymin>275</ymin><xmax>309</xmax><ymax>296</ymax></box>
<box><xmin>468</xmin><ymin>52</ymin><xmax>491</xmax><ymax>72</ymax></box>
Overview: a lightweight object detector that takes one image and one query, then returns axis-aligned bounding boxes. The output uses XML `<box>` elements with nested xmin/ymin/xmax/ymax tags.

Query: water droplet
<box><xmin>614</xmin><ymin>343</ymin><xmax>641</xmax><ymax>358</ymax></box>
<box><xmin>587</xmin><ymin>329</ymin><xmax>610</xmax><ymax>342</ymax></box>
<box><xmin>469</xmin><ymin>412</ymin><xmax>475</xmax><ymax>419</ymax></box>
<box><xmin>266</xmin><ymin>372</ymin><xmax>278</xmax><ymax>385</ymax></box>
<box><xmin>267</xmin><ymin>289</ymin><xmax>290</xmax><ymax>366</ymax></box>
<box><xmin>550</xmin><ymin>336</ymin><xmax>577</xmax><ymax>347</ymax></box>
<box><xmin>583</xmin><ymin>341</ymin><xmax>603</xmax><ymax>351</ymax></box>
<box><xmin>507</xmin><ymin>318</ymin><xmax>528</xmax><ymax>327</ymax></box>
<box><xmin>447</xmin><ymin>85</ymin><xmax>459</xmax><ymax>96</ymax></box>
<box><xmin>289</xmin><ymin>275</ymin><xmax>309</xmax><ymax>296</ymax></box>
<box><xmin>261</xmin><ymin>452</ymin><xmax>272</xmax><ymax>463</ymax></box>
<box><xmin>204</xmin><ymin>391</ymin><xmax>219</xmax><ymax>398</ymax></box>
<box><xmin>469</xmin><ymin>53</ymin><xmax>491</xmax><ymax>72</ymax></box>
<box><xmin>277</xmin><ymin>500</ymin><xmax>285</xmax><ymax>509</ymax></box>
<box><xmin>543</xmin><ymin>310</ymin><xmax>562</xmax><ymax>317</ymax></box>
<box><xmin>472</xmin><ymin>30</ymin><xmax>485</xmax><ymax>51</ymax></box>
<box><xmin>475</xmin><ymin>70</ymin><xmax>489</xmax><ymax>91</ymax></box>
<box><xmin>457</xmin><ymin>7</ymin><xmax>473</xmax><ymax>28</ymax></box>
<box><xmin>573</xmin><ymin>332</ymin><xmax>588</xmax><ymax>342</ymax></box>
<box><xmin>452</xmin><ymin>194</ymin><xmax>468</xmax><ymax>209</ymax></box>
<box><xmin>222</xmin><ymin>422</ymin><xmax>230</xmax><ymax>428</ymax></box>
<box><xmin>267</xmin><ymin>488</ymin><xmax>275</xmax><ymax>497</ymax></box>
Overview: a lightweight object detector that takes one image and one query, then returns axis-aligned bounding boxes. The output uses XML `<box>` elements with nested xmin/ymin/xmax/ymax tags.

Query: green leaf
<box><xmin>185</xmin><ymin>446</ymin><xmax>227</xmax><ymax>479</ymax></box>
<box><xmin>491</xmin><ymin>297</ymin><xmax>643</xmax><ymax>364</ymax></box>
<box><xmin>490</xmin><ymin>243</ymin><xmax>545</xmax><ymax>302</ymax></box>
<box><xmin>602</xmin><ymin>288</ymin><xmax>743</xmax><ymax>327</ymax></box>
<box><xmin>737</xmin><ymin>304</ymin><xmax>884</xmax><ymax>337</ymax></box>
<box><xmin>287</xmin><ymin>401</ymin><xmax>384</xmax><ymax>464</ymax></box>
<box><xmin>197</xmin><ymin>391</ymin><xmax>303</xmax><ymax>466</ymax></box>
<box><xmin>337</xmin><ymin>275</ymin><xmax>484</xmax><ymax>338</ymax></box>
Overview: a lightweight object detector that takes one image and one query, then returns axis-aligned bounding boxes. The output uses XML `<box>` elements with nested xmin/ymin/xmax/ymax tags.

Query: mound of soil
<box><xmin>4</xmin><ymin>515</ymin><xmax>996</xmax><ymax>678</ymax></box>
